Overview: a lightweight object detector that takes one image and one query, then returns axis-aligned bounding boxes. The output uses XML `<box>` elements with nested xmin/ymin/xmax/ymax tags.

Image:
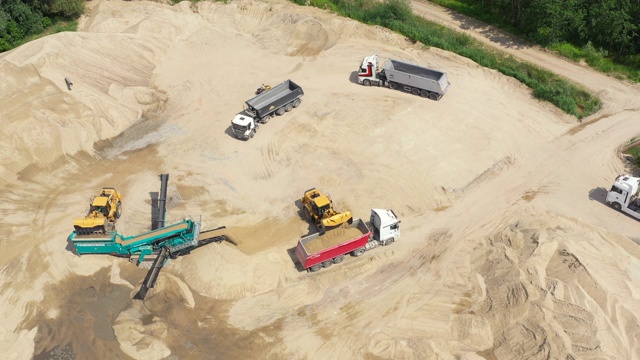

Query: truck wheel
<box><xmin>322</xmin><ymin>260</ymin><xmax>333</xmax><ymax>268</ymax></box>
<box><xmin>363</xmin><ymin>79</ymin><xmax>371</xmax><ymax>86</ymax></box>
<box><xmin>276</xmin><ymin>107</ymin><xmax>286</xmax><ymax>116</ymax></box>
<box><xmin>250</xmin><ymin>129</ymin><xmax>255</xmax><ymax>138</ymax></box>
<box><xmin>285</xmin><ymin>103</ymin><xmax>293</xmax><ymax>112</ymax></box>
<box><xmin>385</xmin><ymin>237</ymin><xmax>395</xmax><ymax>246</ymax></box>
<box><xmin>420</xmin><ymin>90</ymin><xmax>429</xmax><ymax>98</ymax></box>
<box><xmin>309</xmin><ymin>264</ymin><xmax>322</xmax><ymax>272</ymax></box>
<box><xmin>292</xmin><ymin>99</ymin><xmax>301</xmax><ymax>108</ymax></box>
<box><xmin>352</xmin><ymin>248</ymin><xmax>365</xmax><ymax>257</ymax></box>
<box><xmin>333</xmin><ymin>255</ymin><xmax>344</xmax><ymax>264</ymax></box>
<box><xmin>389</xmin><ymin>81</ymin><xmax>398</xmax><ymax>90</ymax></box>
<box><xmin>429</xmin><ymin>93</ymin><xmax>438</xmax><ymax>100</ymax></box>
<box><xmin>261</xmin><ymin>115</ymin><xmax>271</xmax><ymax>124</ymax></box>
<box><xmin>612</xmin><ymin>202</ymin><xmax>622</xmax><ymax>211</ymax></box>
<box><xmin>116</xmin><ymin>202</ymin><xmax>122</xmax><ymax>219</ymax></box>
<box><xmin>411</xmin><ymin>88</ymin><xmax>420</xmax><ymax>95</ymax></box>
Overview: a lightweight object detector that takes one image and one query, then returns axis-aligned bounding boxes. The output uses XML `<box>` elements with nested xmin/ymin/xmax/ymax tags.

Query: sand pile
<box><xmin>303</xmin><ymin>223</ymin><xmax>364</xmax><ymax>254</ymax></box>
<box><xmin>462</xmin><ymin>217</ymin><xmax>640</xmax><ymax>358</ymax></box>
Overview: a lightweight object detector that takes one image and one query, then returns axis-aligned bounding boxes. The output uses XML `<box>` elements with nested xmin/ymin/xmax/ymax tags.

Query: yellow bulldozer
<box><xmin>301</xmin><ymin>188</ymin><xmax>352</xmax><ymax>235</ymax></box>
<box><xmin>73</xmin><ymin>187</ymin><xmax>123</xmax><ymax>235</ymax></box>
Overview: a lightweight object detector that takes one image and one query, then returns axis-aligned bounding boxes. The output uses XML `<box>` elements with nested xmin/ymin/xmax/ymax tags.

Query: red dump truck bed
<box><xmin>295</xmin><ymin>219</ymin><xmax>371</xmax><ymax>270</ymax></box>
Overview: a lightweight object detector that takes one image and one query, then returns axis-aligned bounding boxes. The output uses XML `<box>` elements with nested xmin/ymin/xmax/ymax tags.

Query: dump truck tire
<box><xmin>420</xmin><ymin>90</ymin><xmax>429</xmax><ymax>98</ymax></box>
<box><xmin>429</xmin><ymin>93</ymin><xmax>438</xmax><ymax>101</ymax></box>
<box><xmin>352</xmin><ymin>248</ymin><xmax>365</xmax><ymax>257</ymax></box>
<box><xmin>276</xmin><ymin>107</ymin><xmax>286</xmax><ymax>116</ymax></box>
<box><xmin>309</xmin><ymin>264</ymin><xmax>322</xmax><ymax>272</ymax></box>
<box><xmin>333</xmin><ymin>255</ymin><xmax>344</xmax><ymax>264</ymax></box>
<box><xmin>363</xmin><ymin>79</ymin><xmax>371</xmax><ymax>86</ymax></box>
<box><xmin>389</xmin><ymin>81</ymin><xmax>398</xmax><ymax>90</ymax></box>
<box><xmin>292</xmin><ymin>99</ymin><xmax>301</xmax><ymax>108</ymax></box>
<box><xmin>612</xmin><ymin>202</ymin><xmax>622</xmax><ymax>211</ymax></box>
<box><xmin>285</xmin><ymin>103</ymin><xmax>293</xmax><ymax>112</ymax></box>
<box><xmin>322</xmin><ymin>260</ymin><xmax>333</xmax><ymax>268</ymax></box>
<box><xmin>261</xmin><ymin>115</ymin><xmax>271</xmax><ymax>124</ymax></box>
<box><xmin>411</xmin><ymin>88</ymin><xmax>420</xmax><ymax>95</ymax></box>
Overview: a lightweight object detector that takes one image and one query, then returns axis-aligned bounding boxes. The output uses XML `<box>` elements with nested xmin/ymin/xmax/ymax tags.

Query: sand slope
<box><xmin>0</xmin><ymin>0</ymin><xmax>639</xmax><ymax>359</ymax></box>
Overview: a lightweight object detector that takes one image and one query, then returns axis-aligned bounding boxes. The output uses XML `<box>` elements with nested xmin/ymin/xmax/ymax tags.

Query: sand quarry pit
<box><xmin>1</xmin><ymin>0</ymin><xmax>640</xmax><ymax>358</ymax></box>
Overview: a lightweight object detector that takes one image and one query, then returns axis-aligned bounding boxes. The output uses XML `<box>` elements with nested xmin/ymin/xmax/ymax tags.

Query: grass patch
<box><xmin>290</xmin><ymin>0</ymin><xmax>601</xmax><ymax>119</ymax></box>
<box><xmin>12</xmin><ymin>20</ymin><xmax>78</xmax><ymax>49</ymax></box>
<box><xmin>627</xmin><ymin>146</ymin><xmax>640</xmax><ymax>167</ymax></box>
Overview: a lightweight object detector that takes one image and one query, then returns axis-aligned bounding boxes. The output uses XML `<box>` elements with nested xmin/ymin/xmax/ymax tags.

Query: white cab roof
<box><xmin>372</xmin><ymin>208</ymin><xmax>398</xmax><ymax>227</ymax></box>
<box><xmin>232</xmin><ymin>113</ymin><xmax>252</xmax><ymax>126</ymax></box>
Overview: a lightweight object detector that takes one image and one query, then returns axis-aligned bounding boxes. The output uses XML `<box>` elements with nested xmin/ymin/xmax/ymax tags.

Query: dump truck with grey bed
<box><xmin>357</xmin><ymin>54</ymin><xmax>449</xmax><ymax>100</ymax></box>
<box><xmin>231</xmin><ymin>79</ymin><xmax>304</xmax><ymax>140</ymax></box>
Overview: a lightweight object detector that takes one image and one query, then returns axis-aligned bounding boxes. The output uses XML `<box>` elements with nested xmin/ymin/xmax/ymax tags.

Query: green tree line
<box><xmin>430</xmin><ymin>0</ymin><xmax>640</xmax><ymax>79</ymax></box>
<box><xmin>0</xmin><ymin>0</ymin><xmax>84</xmax><ymax>52</ymax></box>
<box><xmin>465</xmin><ymin>0</ymin><xmax>640</xmax><ymax>56</ymax></box>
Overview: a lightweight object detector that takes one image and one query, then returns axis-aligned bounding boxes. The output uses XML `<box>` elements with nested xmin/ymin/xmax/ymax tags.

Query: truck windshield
<box><xmin>610</xmin><ymin>186</ymin><xmax>623</xmax><ymax>194</ymax></box>
<box><xmin>232</xmin><ymin>123</ymin><xmax>247</xmax><ymax>131</ymax></box>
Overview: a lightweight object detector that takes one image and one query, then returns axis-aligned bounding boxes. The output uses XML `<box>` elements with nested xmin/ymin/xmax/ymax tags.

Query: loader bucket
<box><xmin>73</xmin><ymin>215</ymin><xmax>108</xmax><ymax>234</ymax></box>
<box><xmin>322</xmin><ymin>211</ymin><xmax>353</xmax><ymax>228</ymax></box>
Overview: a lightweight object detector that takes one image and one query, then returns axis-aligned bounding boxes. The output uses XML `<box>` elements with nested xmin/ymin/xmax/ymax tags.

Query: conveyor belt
<box><xmin>198</xmin><ymin>226</ymin><xmax>231</xmax><ymax>244</ymax></box>
<box><xmin>134</xmin><ymin>247</ymin><xmax>170</xmax><ymax>300</ymax></box>
<box><xmin>116</xmin><ymin>221</ymin><xmax>190</xmax><ymax>246</ymax></box>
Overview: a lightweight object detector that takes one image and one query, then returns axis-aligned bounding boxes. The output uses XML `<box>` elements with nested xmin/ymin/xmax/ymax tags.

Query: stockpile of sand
<box><xmin>461</xmin><ymin>217</ymin><xmax>640</xmax><ymax>358</ymax></box>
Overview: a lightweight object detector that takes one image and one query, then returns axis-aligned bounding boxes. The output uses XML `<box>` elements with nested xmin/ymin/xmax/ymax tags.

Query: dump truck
<box><xmin>357</xmin><ymin>54</ymin><xmax>449</xmax><ymax>100</ymax></box>
<box><xmin>73</xmin><ymin>188</ymin><xmax>123</xmax><ymax>234</ymax></box>
<box><xmin>231</xmin><ymin>79</ymin><xmax>304</xmax><ymax>140</ymax></box>
<box><xmin>295</xmin><ymin>209</ymin><xmax>400</xmax><ymax>272</ymax></box>
<box><xmin>301</xmin><ymin>188</ymin><xmax>353</xmax><ymax>235</ymax></box>
<box><xmin>606</xmin><ymin>174</ymin><xmax>640</xmax><ymax>220</ymax></box>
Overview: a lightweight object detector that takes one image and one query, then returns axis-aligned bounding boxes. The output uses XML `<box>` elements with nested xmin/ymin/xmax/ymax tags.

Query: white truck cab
<box><xmin>606</xmin><ymin>174</ymin><xmax>640</xmax><ymax>219</ymax></box>
<box><xmin>370</xmin><ymin>208</ymin><xmax>401</xmax><ymax>245</ymax></box>
<box><xmin>231</xmin><ymin>113</ymin><xmax>257</xmax><ymax>140</ymax></box>
<box><xmin>358</xmin><ymin>54</ymin><xmax>381</xmax><ymax>85</ymax></box>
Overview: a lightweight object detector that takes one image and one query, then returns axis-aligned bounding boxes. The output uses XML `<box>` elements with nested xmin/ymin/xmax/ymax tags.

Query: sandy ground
<box><xmin>1</xmin><ymin>0</ymin><xmax>639</xmax><ymax>358</ymax></box>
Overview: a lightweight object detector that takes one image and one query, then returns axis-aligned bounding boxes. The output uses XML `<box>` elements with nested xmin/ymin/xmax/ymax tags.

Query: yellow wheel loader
<box><xmin>73</xmin><ymin>187</ymin><xmax>123</xmax><ymax>235</ymax></box>
<box><xmin>301</xmin><ymin>188</ymin><xmax>352</xmax><ymax>235</ymax></box>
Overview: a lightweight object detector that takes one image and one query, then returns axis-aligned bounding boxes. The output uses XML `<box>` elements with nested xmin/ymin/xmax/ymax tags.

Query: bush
<box><xmin>628</xmin><ymin>146</ymin><xmax>640</xmax><ymax>167</ymax></box>
<box><xmin>48</xmin><ymin>0</ymin><xmax>84</xmax><ymax>18</ymax></box>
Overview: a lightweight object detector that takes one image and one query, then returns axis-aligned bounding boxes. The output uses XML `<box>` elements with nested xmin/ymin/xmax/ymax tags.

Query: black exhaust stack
<box><xmin>156</xmin><ymin>174</ymin><xmax>169</xmax><ymax>230</ymax></box>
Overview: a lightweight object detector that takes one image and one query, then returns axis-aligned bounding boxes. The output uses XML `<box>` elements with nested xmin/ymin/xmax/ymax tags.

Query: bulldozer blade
<box><xmin>322</xmin><ymin>211</ymin><xmax>353</xmax><ymax>227</ymax></box>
